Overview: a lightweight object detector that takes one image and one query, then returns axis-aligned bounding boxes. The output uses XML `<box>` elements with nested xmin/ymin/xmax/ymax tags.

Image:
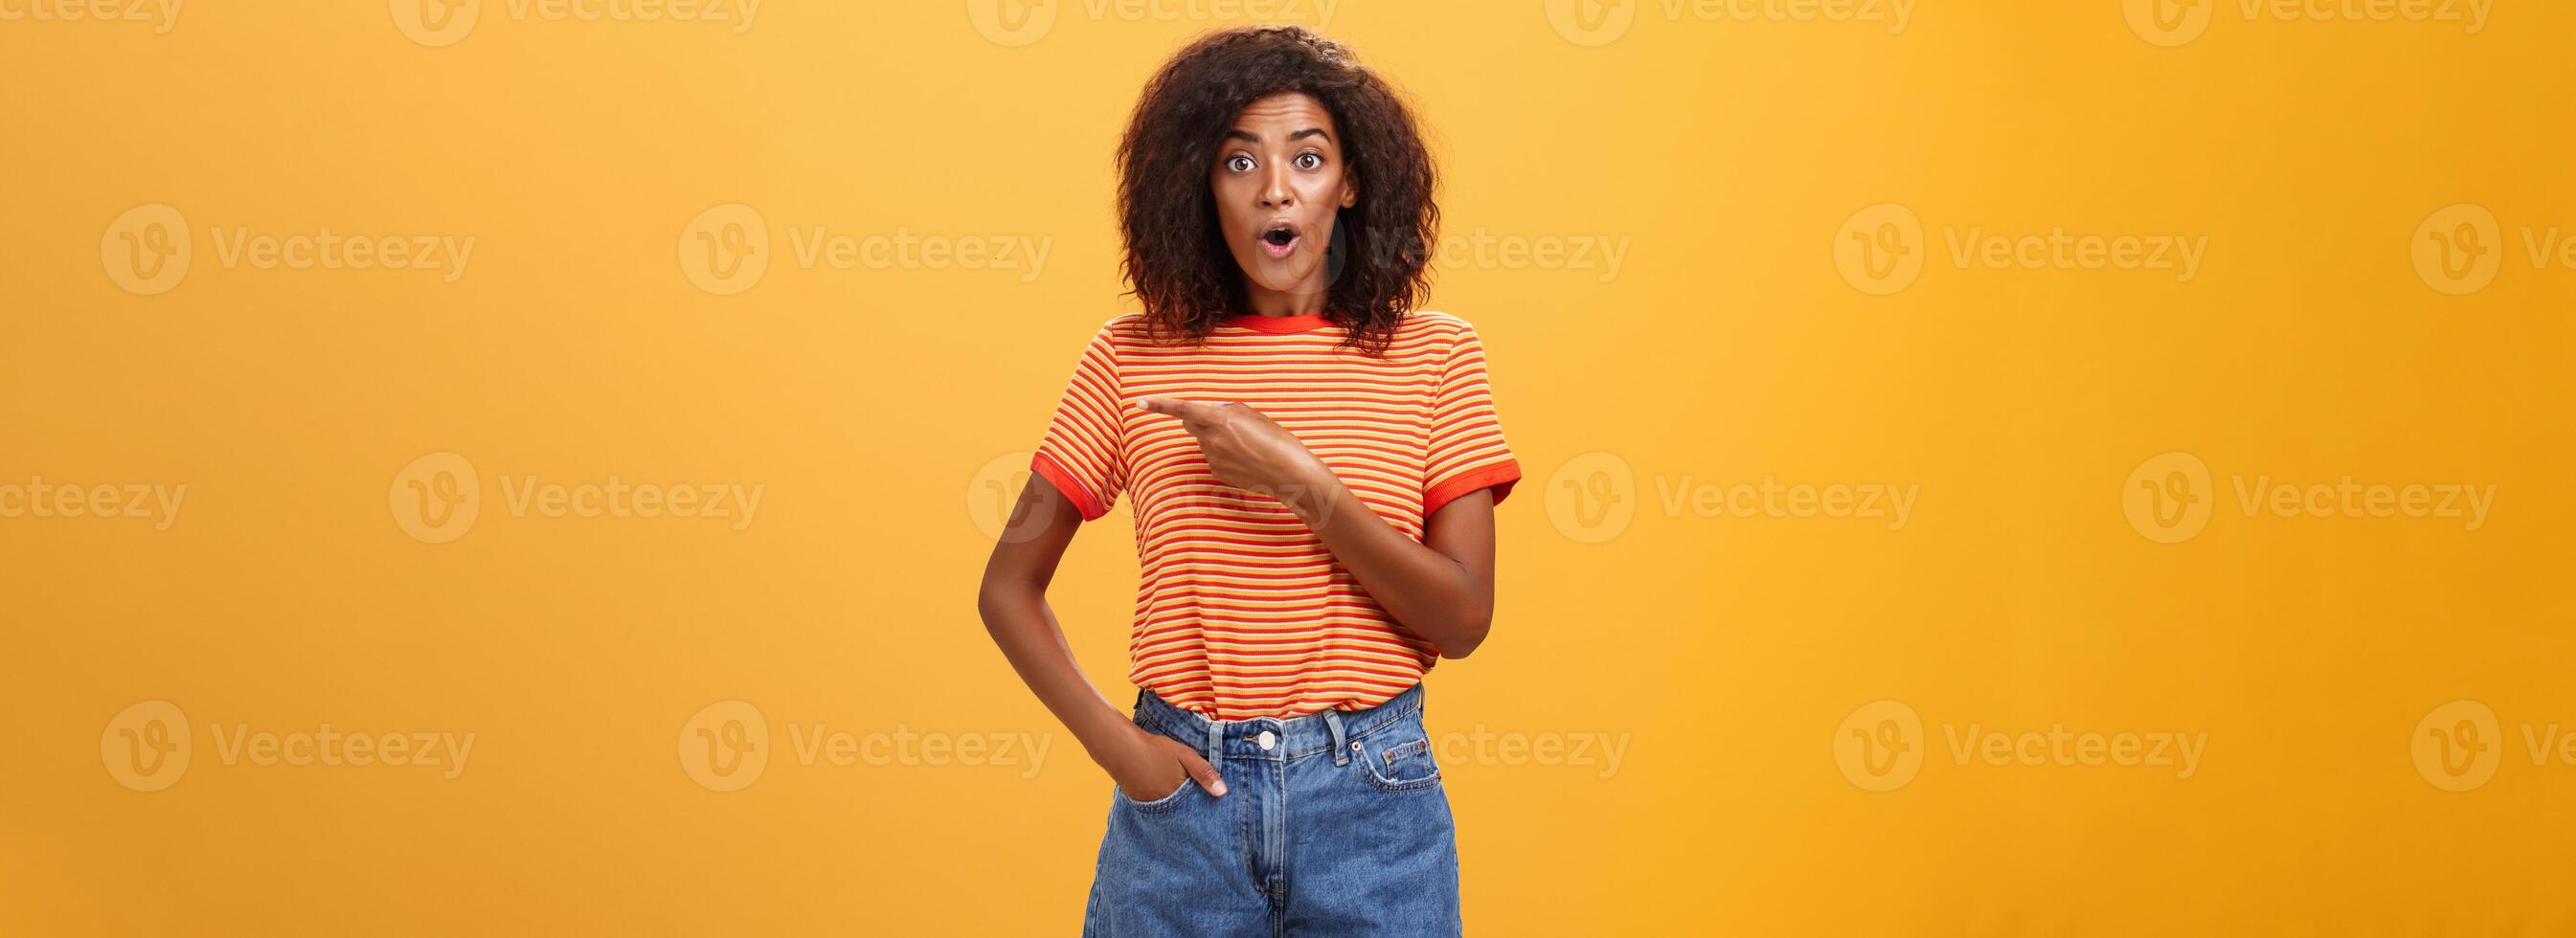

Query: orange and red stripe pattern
<box><xmin>1030</xmin><ymin>310</ymin><xmax>1520</xmax><ymax>720</ymax></box>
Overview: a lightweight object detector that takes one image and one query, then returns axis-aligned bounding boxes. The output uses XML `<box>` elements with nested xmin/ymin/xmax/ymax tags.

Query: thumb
<box><xmin>1182</xmin><ymin>750</ymin><xmax>1228</xmax><ymax>797</ymax></box>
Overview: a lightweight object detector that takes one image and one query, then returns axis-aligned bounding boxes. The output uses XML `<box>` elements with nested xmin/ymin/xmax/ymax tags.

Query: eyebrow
<box><xmin>1223</xmin><ymin>127</ymin><xmax>1332</xmax><ymax>144</ymax></box>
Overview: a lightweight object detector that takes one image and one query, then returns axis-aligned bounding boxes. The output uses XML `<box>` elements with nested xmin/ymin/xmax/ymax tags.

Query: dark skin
<box><xmin>976</xmin><ymin>92</ymin><xmax>1499</xmax><ymax>804</ymax></box>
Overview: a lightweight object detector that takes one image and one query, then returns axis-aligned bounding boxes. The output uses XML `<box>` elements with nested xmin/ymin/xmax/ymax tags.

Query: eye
<box><xmin>1225</xmin><ymin>154</ymin><xmax>1254</xmax><ymax>173</ymax></box>
<box><xmin>1293</xmin><ymin>152</ymin><xmax>1322</xmax><ymax>170</ymax></box>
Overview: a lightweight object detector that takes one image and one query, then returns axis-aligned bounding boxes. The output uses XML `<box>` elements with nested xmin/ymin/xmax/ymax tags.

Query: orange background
<box><xmin>4</xmin><ymin>1</ymin><xmax>2571</xmax><ymax>934</ymax></box>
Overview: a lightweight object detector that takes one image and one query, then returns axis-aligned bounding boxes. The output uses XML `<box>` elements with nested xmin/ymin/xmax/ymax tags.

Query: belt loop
<box><xmin>1205</xmin><ymin>715</ymin><xmax>1224</xmax><ymax>767</ymax></box>
<box><xmin>1323</xmin><ymin>708</ymin><xmax>1348</xmax><ymax>767</ymax></box>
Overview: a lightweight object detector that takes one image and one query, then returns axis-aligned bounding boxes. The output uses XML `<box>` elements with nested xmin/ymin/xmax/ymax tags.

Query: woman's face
<box><xmin>1210</xmin><ymin>91</ymin><xmax>1358</xmax><ymax>310</ymax></box>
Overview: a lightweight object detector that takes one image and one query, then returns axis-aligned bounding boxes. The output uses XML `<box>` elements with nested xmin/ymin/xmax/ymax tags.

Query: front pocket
<box><xmin>1113</xmin><ymin>776</ymin><xmax>1195</xmax><ymax>813</ymax></box>
<box><xmin>1356</xmin><ymin>731</ymin><xmax>1442</xmax><ymax>793</ymax></box>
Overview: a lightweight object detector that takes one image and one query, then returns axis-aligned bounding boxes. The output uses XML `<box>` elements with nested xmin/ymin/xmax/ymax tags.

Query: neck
<box><xmin>1242</xmin><ymin>281</ymin><xmax>1330</xmax><ymax>317</ymax></box>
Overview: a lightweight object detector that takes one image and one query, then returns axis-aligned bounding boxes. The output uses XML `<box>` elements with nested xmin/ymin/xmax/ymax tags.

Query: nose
<box><xmin>1257</xmin><ymin>163</ymin><xmax>1295</xmax><ymax>210</ymax></box>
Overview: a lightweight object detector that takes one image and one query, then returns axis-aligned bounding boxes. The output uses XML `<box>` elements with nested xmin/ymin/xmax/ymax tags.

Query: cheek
<box><xmin>1297</xmin><ymin>174</ymin><xmax>1348</xmax><ymax>207</ymax></box>
<box><xmin>1209</xmin><ymin>179</ymin><xmax>1249</xmax><ymax>223</ymax></box>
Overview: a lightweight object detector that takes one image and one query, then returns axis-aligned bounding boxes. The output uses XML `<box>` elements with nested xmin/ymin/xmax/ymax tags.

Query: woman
<box><xmin>977</xmin><ymin>25</ymin><xmax>1519</xmax><ymax>936</ymax></box>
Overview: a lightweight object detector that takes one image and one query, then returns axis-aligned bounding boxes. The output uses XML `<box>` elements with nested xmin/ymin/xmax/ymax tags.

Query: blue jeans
<box><xmin>1082</xmin><ymin>682</ymin><xmax>1462</xmax><ymax>936</ymax></box>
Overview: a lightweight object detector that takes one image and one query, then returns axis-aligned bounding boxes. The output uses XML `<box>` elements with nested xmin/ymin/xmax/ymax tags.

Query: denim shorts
<box><xmin>1081</xmin><ymin>682</ymin><xmax>1461</xmax><ymax>937</ymax></box>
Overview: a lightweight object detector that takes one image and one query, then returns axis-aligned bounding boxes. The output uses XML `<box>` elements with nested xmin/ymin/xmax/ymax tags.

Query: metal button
<box><xmin>1255</xmin><ymin>730</ymin><xmax>1277</xmax><ymax>750</ymax></box>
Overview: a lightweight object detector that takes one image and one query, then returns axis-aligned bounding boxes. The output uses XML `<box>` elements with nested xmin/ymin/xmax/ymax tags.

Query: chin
<box><xmin>1244</xmin><ymin>262</ymin><xmax>1321</xmax><ymax>296</ymax></box>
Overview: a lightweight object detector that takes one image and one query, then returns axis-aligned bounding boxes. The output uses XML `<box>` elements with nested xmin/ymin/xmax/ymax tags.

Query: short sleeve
<box><xmin>1421</xmin><ymin>322</ymin><xmax>1522</xmax><ymax>516</ymax></box>
<box><xmin>1029</xmin><ymin>322</ymin><xmax>1126</xmax><ymax>522</ymax></box>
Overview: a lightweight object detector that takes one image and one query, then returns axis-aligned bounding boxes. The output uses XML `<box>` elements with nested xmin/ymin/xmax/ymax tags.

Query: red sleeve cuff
<box><xmin>1030</xmin><ymin>451</ymin><xmax>1108</xmax><ymax>522</ymax></box>
<box><xmin>1423</xmin><ymin>459</ymin><xmax>1521</xmax><ymax>518</ymax></box>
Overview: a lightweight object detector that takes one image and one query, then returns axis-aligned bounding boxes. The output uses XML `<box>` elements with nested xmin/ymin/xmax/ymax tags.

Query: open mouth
<box><xmin>1259</xmin><ymin>224</ymin><xmax>1299</xmax><ymax>258</ymax></box>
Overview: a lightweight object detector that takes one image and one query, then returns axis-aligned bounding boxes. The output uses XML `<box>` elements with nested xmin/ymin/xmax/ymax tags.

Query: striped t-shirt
<box><xmin>1030</xmin><ymin>310</ymin><xmax>1521</xmax><ymax>721</ymax></box>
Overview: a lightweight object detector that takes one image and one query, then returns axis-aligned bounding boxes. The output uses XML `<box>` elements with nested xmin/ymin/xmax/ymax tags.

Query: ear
<box><xmin>1339</xmin><ymin>169</ymin><xmax>1360</xmax><ymax>210</ymax></box>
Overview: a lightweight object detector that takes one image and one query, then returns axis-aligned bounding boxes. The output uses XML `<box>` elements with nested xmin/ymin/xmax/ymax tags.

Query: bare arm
<box><xmin>1291</xmin><ymin>478</ymin><xmax>1498</xmax><ymax>659</ymax></box>
<box><xmin>976</xmin><ymin>475</ymin><xmax>1230</xmax><ymax>798</ymax></box>
<box><xmin>1135</xmin><ymin>397</ymin><xmax>1501</xmax><ymax>659</ymax></box>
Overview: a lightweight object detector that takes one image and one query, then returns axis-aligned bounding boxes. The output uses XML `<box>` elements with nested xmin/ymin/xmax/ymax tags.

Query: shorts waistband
<box><xmin>1133</xmin><ymin>683</ymin><xmax>1427</xmax><ymax>765</ymax></box>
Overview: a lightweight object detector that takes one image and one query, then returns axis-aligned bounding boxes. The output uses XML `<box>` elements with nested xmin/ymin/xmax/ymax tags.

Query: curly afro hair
<box><xmin>1117</xmin><ymin>25</ymin><xmax>1438</xmax><ymax>357</ymax></box>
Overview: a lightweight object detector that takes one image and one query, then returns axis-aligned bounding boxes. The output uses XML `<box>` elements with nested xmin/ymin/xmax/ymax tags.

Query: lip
<box><xmin>1256</xmin><ymin>218</ymin><xmax>1300</xmax><ymax>259</ymax></box>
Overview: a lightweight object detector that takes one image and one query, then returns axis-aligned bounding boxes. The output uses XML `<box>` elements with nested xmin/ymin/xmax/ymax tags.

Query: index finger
<box><xmin>1135</xmin><ymin>396</ymin><xmax>1214</xmax><ymax>423</ymax></box>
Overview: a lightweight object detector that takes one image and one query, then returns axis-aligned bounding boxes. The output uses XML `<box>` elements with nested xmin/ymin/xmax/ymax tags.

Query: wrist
<box><xmin>1077</xmin><ymin>716</ymin><xmax>1147</xmax><ymax>764</ymax></box>
<box><xmin>1285</xmin><ymin>460</ymin><xmax>1342</xmax><ymax>522</ymax></box>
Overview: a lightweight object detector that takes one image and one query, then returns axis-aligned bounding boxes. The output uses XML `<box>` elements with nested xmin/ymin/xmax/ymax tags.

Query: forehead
<box><xmin>1228</xmin><ymin>92</ymin><xmax>1338</xmax><ymax>138</ymax></box>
